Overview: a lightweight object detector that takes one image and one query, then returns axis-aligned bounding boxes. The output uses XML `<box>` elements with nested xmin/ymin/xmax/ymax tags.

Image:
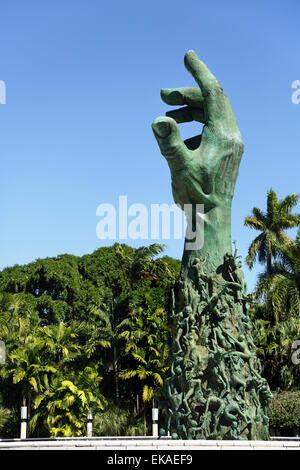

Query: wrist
<box><xmin>181</xmin><ymin>201</ymin><xmax>232</xmax><ymax>274</ymax></box>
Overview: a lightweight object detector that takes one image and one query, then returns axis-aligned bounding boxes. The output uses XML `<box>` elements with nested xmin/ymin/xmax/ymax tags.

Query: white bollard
<box><xmin>87</xmin><ymin>408</ymin><xmax>93</xmax><ymax>437</ymax></box>
<box><xmin>20</xmin><ymin>406</ymin><xmax>27</xmax><ymax>439</ymax></box>
<box><xmin>152</xmin><ymin>408</ymin><xmax>159</xmax><ymax>437</ymax></box>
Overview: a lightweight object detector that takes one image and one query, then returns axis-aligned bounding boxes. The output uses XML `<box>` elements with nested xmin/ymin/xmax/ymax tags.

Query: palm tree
<box><xmin>255</xmin><ymin>227</ymin><xmax>300</xmax><ymax>322</ymax></box>
<box><xmin>274</xmin><ymin>318</ymin><xmax>300</xmax><ymax>390</ymax></box>
<box><xmin>252</xmin><ymin>315</ymin><xmax>300</xmax><ymax>390</ymax></box>
<box><xmin>110</xmin><ymin>243</ymin><xmax>167</xmax><ymax>407</ymax></box>
<box><xmin>83</xmin><ymin>306</ymin><xmax>121</xmax><ymax>406</ymax></box>
<box><xmin>250</xmin><ymin>228</ymin><xmax>300</xmax><ymax>389</ymax></box>
<box><xmin>244</xmin><ymin>189</ymin><xmax>300</xmax><ymax>273</ymax></box>
<box><xmin>26</xmin><ymin>319</ymin><xmax>107</xmax><ymax>437</ymax></box>
<box><xmin>0</xmin><ymin>296</ymin><xmax>57</xmax><ymax>432</ymax></box>
<box><xmin>114</xmin><ymin>243</ymin><xmax>167</xmax><ymax>289</ymax></box>
<box><xmin>40</xmin><ymin>320</ymin><xmax>82</xmax><ymax>363</ymax></box>
<box><xmin>118</xmin><ymin>306</ymin><xmax>169</xmax><ymax>434</ymax></box>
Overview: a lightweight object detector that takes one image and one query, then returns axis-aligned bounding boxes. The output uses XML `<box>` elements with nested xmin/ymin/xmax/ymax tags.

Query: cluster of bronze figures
<box><xmin>152</xmin><ymin>51</ymin><xmax>272</xmax><ymax>440</ymax></box>
<box><xmin>160</xmin><ymin>250</ymin><xmax>271</xmax><ymax>439</ymax></box>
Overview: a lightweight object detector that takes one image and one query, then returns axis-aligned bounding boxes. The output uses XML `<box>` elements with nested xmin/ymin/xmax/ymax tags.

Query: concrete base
<box><xmin>0</xmin><ymin>436</ymin><xmax>300</xmax><ymax>450</ymax></box>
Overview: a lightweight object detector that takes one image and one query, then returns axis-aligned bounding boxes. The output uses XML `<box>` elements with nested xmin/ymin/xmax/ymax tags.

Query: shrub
<box><xmin>93</xmin><ymin>406</ymin><xmax>146</xmax><ymax>436</ymax></box>
<box><xmin>269</xmin><ymin>390</ymin><xmax>300</xmax><ymax>433</ymax></box>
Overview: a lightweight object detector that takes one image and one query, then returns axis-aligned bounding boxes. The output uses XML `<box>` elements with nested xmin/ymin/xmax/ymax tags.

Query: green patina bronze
<box><xmin>152</xmin><ymin>50</ymin><xmax>271</xmax><ymax>440</ymax></box>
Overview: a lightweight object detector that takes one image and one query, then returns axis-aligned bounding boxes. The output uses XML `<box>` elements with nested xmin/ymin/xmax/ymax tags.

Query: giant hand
<box><xmin>152</xmin><ymin>53</ymin><xmax>271</xmax><ymax>443</ymax></box>
<box><xmin>152</xmin><ymin>51</ymin><xmax>244</xmax><ymax>271</ymax></box>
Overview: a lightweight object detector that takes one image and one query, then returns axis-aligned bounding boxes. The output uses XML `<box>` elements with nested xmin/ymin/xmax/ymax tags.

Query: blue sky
<box><xmin>0</xmin><ymin>0</ymin><xmax>299</xmax><ymax>292</ymax></box>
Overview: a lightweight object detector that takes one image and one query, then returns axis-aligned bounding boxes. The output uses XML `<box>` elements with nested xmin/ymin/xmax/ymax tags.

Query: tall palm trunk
<box><xmin>113</xmin><ymin>345</ymin><xmax>120</xmax><ymax>407</ymax></box>
<box><xmin>110</xmin><ymin>301</ymin><xmax>120</xmax><ymax>407</ymax></box>
<box><xmin>129</xmin><ymin>383</ymin><xmax>134</xmax><ymax>424</ymax></box>
<box><xmin>267</xmin><ymin>252</ymin><xmax>272</xmax><ymax>275</ymax></box>
<box><xmin>143</xmin><ymin>402</ymin><xmax>147</xmax><ymax>436</ymax></box>
<box><xmin>267</xmin><ymin>237</ymin><xmax>273</xmax><ymax>274</ymax></box>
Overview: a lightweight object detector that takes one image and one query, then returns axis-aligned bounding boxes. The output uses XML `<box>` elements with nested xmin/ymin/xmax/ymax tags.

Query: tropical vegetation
<box><xmin>0</xmin><ymin>243</ymin><xmax>180</xmax><ymax>437</ymax></box>
<box><xmin>0</xmin><ymin>187</ymin><xmax>299</xmax><ymax>437</ymax></box>
<box><xmin>245</xmin><ymin>189</ymin><xmax>300</xmax><ymax>434</ymax></box>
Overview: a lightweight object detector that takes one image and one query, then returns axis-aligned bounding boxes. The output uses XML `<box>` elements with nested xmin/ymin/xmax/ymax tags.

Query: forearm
<box><xmin>181</xmin><ymin>199</ymin><xmax>232</xmax><ymax>275</ymax></box>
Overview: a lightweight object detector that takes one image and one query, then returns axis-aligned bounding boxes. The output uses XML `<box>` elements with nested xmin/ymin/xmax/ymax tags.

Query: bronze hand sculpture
<box><xmin>152</xmin><ymin>51</ymin><xmax>271</xmax><ymax>440</ymax></box>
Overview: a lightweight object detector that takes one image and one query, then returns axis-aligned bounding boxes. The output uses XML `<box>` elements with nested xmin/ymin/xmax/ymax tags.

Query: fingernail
<box><xmin>161</xmin><ymin>89</ymin><xmax>183</xmax><ymax>105</ymax></box>
<box><xmin>152</xmin><ymin>120</ymin><xmax>171</xmax><ymax>139</ymax></box>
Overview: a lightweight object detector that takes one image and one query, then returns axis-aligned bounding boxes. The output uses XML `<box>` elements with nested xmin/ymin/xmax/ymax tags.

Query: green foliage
<box><xmin>93</xmin><ymin>406</ymin><xmax>146</xmax><ymax>437</ymax></box>
<box><xmin>244</xmin><ymin>188</ymin><xmax>300</xmax><ymax>273</ymax></box>
<box><xmin>269</xmin><ymin>391</ymin><xmax>300</xmax><ymax>431</ymax></box>
<box><xmin>0</xmin><ymin>243</ymin><xmax>179</xmax><ymax>437</ymax></box>
<box><xmin>254</xmin><ymin>227</ymin><xmax>300</xmax><ymax>323</ymax></box>
<box><xmin>118</xmin><ymin>307</ymin><xmax>169</xmax><ymax>402</ymax></box>
<box><xmin>251</xmin><ymin>310</ymin><xmax>300</xmax><ymax>390</ymax></box>
<box><xmin>31</xmin><ymin>367</ymin><xmax>107</xmax><ymax>437</ymax></box>
<box><xmin>0</xmin><ymin>254</ymin><xmax>106</xmax><ymax>324</ymax></box>
<box><xmin>0</xmin><ymin>405</ymin><xmax>11</xmax><ymax>433</ymax></box>
<box><xmin>246</xmin><ymin>190</ymin><xmax>300</xmax><ymax>393</ymax></box>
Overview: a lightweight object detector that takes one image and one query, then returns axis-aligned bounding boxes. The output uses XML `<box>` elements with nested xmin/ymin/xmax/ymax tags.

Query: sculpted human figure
<box><xmin>173</xmin><ymin>309</ymin><xmax>189</xmax><ymax>355</ymax></box>
<box><xmin>201</xmin><ymin>393</ymin><xmax>225</xmax><ymax>436</ymax></box>
<box><xmin>229</xmin><ymin>355</ymin><xmax>247</xmax><ymax>398</ymax></box>
<box><xmin>223</xmin><ymin>331</ymin><xmax>261</xmax><ymax>379</ymax></box>
<box><xmin>208</xmin><ymin>350</ymin><xmax>231</xmax><ymax>395</ymax></box>
<box><xmin>257</xmin><ymin>379</ymin><xmax>273</xmax><ymax>414</ymax></box>
<box><xmin>181</xmin><ymin>361</ymin><xmax>204</xmax><ymax>416</ymax></box>
<box><xmin>223</xmin><ymin>400</ymin><xmax>250</xmax><ymax>428</ymax></box>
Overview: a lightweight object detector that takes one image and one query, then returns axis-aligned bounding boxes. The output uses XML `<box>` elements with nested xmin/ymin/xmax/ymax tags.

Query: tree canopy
<box><xmin>0</xmin><ymin>243</ymin><xmax>180</xmax><ymax>437</ymax></box>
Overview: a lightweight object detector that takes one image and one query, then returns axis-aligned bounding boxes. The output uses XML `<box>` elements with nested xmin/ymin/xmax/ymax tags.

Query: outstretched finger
<box><xmin>152</xmin><ymin>116</ymin><xmax>191</xmax><ymax>170</ymax></box>
<box><xmin>161</xmin><ymin>87</ymin><xmax>204</xmax><ymax>109</ymax></box>
<box><xmin>184</xmin><ymin>50</ymin><xmax>225</xmax><ymax>123</ymax></box>
<box><xmin>166</xmin><ymin>106</ymin><xmax>205</xmax><ymax>124</ymax></box>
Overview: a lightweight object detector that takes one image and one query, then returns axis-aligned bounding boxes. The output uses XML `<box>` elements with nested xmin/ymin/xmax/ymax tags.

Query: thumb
<box><xmin>152</xmin><ymin>116</ymin><xmax>190</xmax><ymax>170</ymax></box>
